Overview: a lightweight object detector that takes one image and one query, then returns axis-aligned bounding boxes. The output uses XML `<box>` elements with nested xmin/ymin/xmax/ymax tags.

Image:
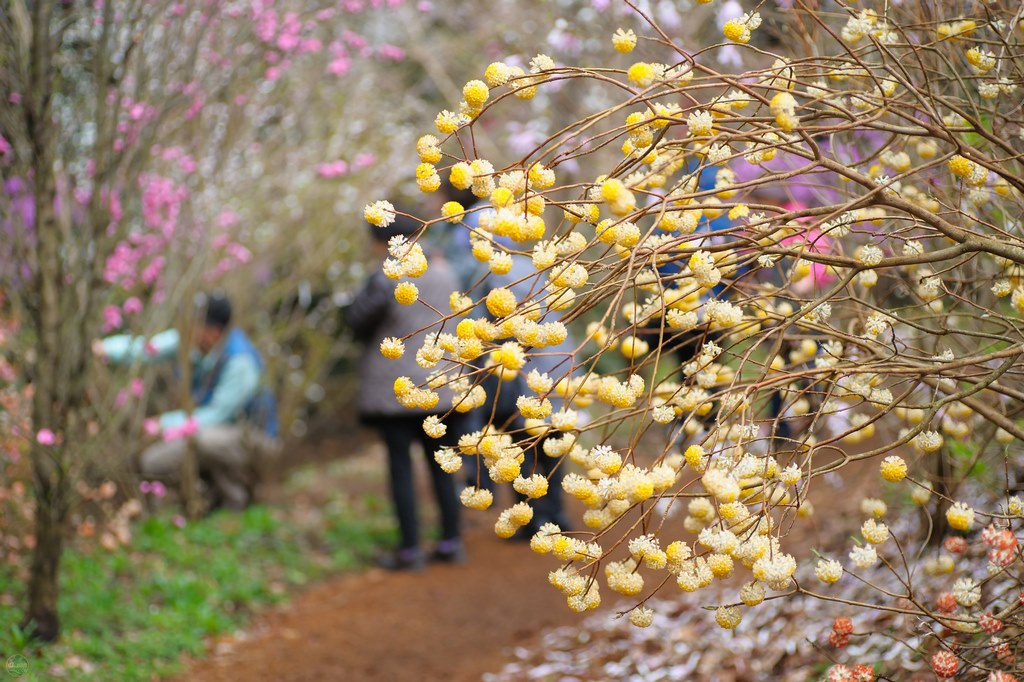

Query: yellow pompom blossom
<box><xmin>483</xmin><ymin>61</ymin><xmax>511</xmax><ymax>87</ymax></box>
<box><xmin>441</xmin><ymin>200</ymin><xmax>464</xmax><ymax>222</ymax></box>
<box><xmin>433</xmin><ymin>447</ymin><xmax>461</xmax><ymax>474</ymax></box>
<box><xmin>508</xmin><ymin>66</ymin><xmax>538</xmax><ymax>100</ymax></box>
<box><xmin>879</xmin><ymin>455</ymin><xmax>907</xmax><ymax>482</ymax></box>
<box><xmin>363</xmin><ymin>200</ymin><xmax>397</xmax><ymax>227</ymax></box>
<box><xmin>627</xmin><ymin>62</ymin><xmax>659</xmax><ymax>87</ymax></box>
<box><xmin>612</xmin><ymin>28</ymin><xmax>637</xmax><ymax>53</ymax></box>
<box><xmin>715</xmin><ymin>605</ymin><xmax>742</xmax><ymax>629</ymax></box>
<box><xmin>394</xmin><ymin>281</ymin><xmax>419</xmax><ymax>305</ymax></box>
<box><xmin>965</xmin><ymin>47</ymin><xmax>996</xmax><ymax>75</ymax></box>
<box><xmin>619</xmin><ymin>335</ymin><xmax>649</xmax><ymax>360</ymax></box>
<box><xmin>769</xmin><ymin>91</ymin><xmax>799</xmax><ymax>131</ymax></box>
<box><xmin>416</xmin><ymin>134</ymin><xmax>442</xmax><ymax>163</ymax></box>
<box><xmin>393</xmin><ymin>376</ymin><xmax>415</xmax><ymax>398</ymax></box>
<box><xmin>460</xmin><ymin>486</ymin><xmax>493</xmax><ymax>510</ymax></box>
<box><xmin>415</xmin><ymin>162</ymin><xmax>441</xmax><ymax>192</ymax></box>
<box><xmin>739</xmin><ymin>581</ymin><xmax>765</xmax><ymax>606</ymax></box>
<box><xmin>946</xmin><ymin>501</ymin><xmax>975</xmax><ymax>531</ymax></box>
<box><xmin>723</xmin><ymin>12</ymin><xmax>761</xmax><ymax>44</ymax></box>
<box><xmin>513</xmin><ymin>474</ymin><xmax>549</xmax><ymax>499</ymax></box>
<box><xmin>486</xmin><ymin>287</ymin><xmax>517</xmax><ymax>317</ymax></box>
<box><xmin>527</xmin><ymin>163</ymin><xmax>556</xmax><ymax>189</ymax></box>
<box><xmin>947</xmin><ymin>154</ymin><xmax>988</xmax><ymax>186</ymax></box>
<box><xmin>517</xmin><ymin>395</ymin><xmax>553</xmax><ymax>419</ymax></box>
<box><xmin>687</xmin><ymin>109</ymin><xmax>714</xmax><ymax>137</ymax></box>
<box><xmin>449</xmin><ymin>162</ymin><xmax>474</xmax><ymax>190</ymax></box>
<box><xmin>629</xmin><ymin>607</ymin><xmax>654</xmax><ymax>628</ymax></box>
<box><xmin>815</xmin><ymin>558</ymin><xmax>843</xmax><ymax>584</ymax></box>
<box><xmin>861</xmin><ymin>518</ymin><xmax>890</xmax><ymax>545</ymax></box>
<box><xmin>379</xmin><ymin>337</ymin><xmax>405</xmax><ymax>359</ymax></box>
<box><xmin>913</xmin><ymin>430</ymin><xmax>943</xmax><ymax>453</ymax></box>
<box><xmin>422</xmin><ymin>415</ymin><xmax>447</xmax><ymax>439</ymax></box>
<box><xmin>463</xmin><ymin>79</ymin><xmax>490</xmax><ymax>108</ymax></box>
<box><xmin>684</xmin><ymin>444</ymin><xmax>706</xmax><ymax>469</ymax></box>
<box><xmin>435</xmin><ymin>109</ymin><xmax>467</xmax><ymax>135</ymax></box>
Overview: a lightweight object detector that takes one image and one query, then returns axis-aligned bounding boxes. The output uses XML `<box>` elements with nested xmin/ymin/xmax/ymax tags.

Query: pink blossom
<box><xmin>109</xmin><ymin>190</ymin><xmax>123</xmax><ymax>221</ymax></box>
<box><xmin>8</xmin><ymin>93</ymin><xmax>21</xmax><ymax>104</ymax></box>
<box><xmin>316</xmin><ymin>160</ymin><xmax>349</xmax><ymax>178</ymax></box>
<box><xmin>234</xmin><ymin>95</ymin><xmax>248</xmax><ymax>107</ymax></box>
<box><xmin>103</xmin><ymin>304</ymin><xmax>123</xmax><ymax>332</ymax></box>
<box><xmin>36</xmin><ymin>429</ymin><xmax>57</xmax><ymax>445</ymax></box>
<box><xmin>185</xmin><ymin>97</ymin><xmax>204</xmax><ymax>120</ymax></box>
<box><xmin>416</xmin><ymin>0</ymin><xmax>432</xmax><ymax>10</ymax></box>
<box><xmin>115</xmin><ymin>390</ymin><xmax>128</xmax><ymax>407</ymax></box>
<box><xmin>178</xmin><ymin>155</ymin><xmax>197</xmax><ymax>174</ymax></box>
<box><xmin>341</xmin><ymin>0</ymin><xmax>365</xmax><ymax>12</ymax></box>
<box><xmin>216</xmin><ymin>209</ymin><xmax>240</xmax><ymax>228</ymax></box>
<box><xmin>342</xmin><ymin>30</ymin><xmax>368</xmax><ymax>50</ymax></box>
<box><xmin>162</xmin><ymin>417</ymin><xmax>198</xmax><ymax>442</ymax></box>
<box><xmin>253</xmin><ymin>6</ymin><xmax>278</xmax><ymax>42</ymax></box>
<box><xmin>141</xmin><ymin>480</ymin><xmax>167</xmax><ymax>497</ymax></box>
<box><xmin>141</xmin><ymin>256</ymin><xmax>165</xmax><ymax>285</ymax></box>
<box><xmin>0</xmin><ymin>133</ymin><xmax>11</xmax><ymax>157</ymax></box>
<box><xmin>143</xmin><ymin>418</ymin><xmax>161</xmax><ymax>436</ymax></box>
<box><xmin>123</xmin><ymin>297</ymin><xmax>143</xmax><ymax>315</ymax></box>
<box><xmin>376</xmin><ymin>44</ymin><xmax>405</xmax><ymax>61</ymax></box>
<box><xmin>131</xmin><ymin>378</ymin><xmax>145</xmax><ymax>397</ymax></box>
<box><xmin>315</xmin><ymin>8</ymin><xmax>335</xmax><ymax>19</ymax></box>
<box><xmin>352</xmin><ymin>152</ymin><xmax>377</xmax><ymax>170</ymax></box>
<box><xmin>173</xmin><ymin>515</ymin><xmax>187</xmax><ymax>528</ymax></box>
<box><xmin>299</xmin><ymin>37</ymin><xmax>323</xmax><ymax>54</ymax></box>
<box><xmin>227</xmin><ymin>243</ymin><xmax>252</xmax><ymax>264</ymax></box>
<box><xmin>276</xmin><ymin>12</ymin><xmax>302</xmax><ymax>52</ymax></box>
<box><xmin>327</xmin><ymin>56</ymin><xmax>351</xmax><ymax>76</ymax></box>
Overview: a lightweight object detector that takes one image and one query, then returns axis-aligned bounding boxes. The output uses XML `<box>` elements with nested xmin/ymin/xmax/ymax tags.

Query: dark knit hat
<box><xmin>201</xmin><ymin>291</ymin><xmax>233</xmax><ymax>329</ymax></box>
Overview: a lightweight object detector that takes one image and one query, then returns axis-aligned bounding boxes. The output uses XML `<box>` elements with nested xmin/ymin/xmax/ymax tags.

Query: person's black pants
<box><xmin>374</xmin><ymin>414</ymin><xmax>463</xmax><ymax>551</ymax></box>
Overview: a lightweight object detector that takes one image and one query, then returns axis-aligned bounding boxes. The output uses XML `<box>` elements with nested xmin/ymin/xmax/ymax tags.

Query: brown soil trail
<box><xmin>178</xmin><ymin>429</ymin><xmax>876</xmax><ymax>682</ymax></box>
<box><xmin>179</xmin><ymin>519</ymin><xmax>577</xmax><ymax>682</ymax></box>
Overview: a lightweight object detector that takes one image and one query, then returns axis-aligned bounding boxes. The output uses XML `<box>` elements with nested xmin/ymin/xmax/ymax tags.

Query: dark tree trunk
<box><xmin>23</xmin><ymin>482</ymin><xmax>67</xmax><ymax>642</ymax></box>
<box><xmin>24</xmin><ymin>0</ymin><xmax>67</xmax><ymax>642</ymax></box>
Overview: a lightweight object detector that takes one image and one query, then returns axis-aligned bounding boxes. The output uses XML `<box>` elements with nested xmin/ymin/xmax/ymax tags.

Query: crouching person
<box><xmin>96</xmin><ymin>291</ymin><xmax>279</xmax><ymax>511</ymax></box>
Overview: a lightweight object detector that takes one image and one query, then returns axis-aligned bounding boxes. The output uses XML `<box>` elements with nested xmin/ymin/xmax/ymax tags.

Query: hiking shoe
<box><xmin>430</xmin><ymin>539</ymin><xmax>467</xmax><ymax>565</ymax></box>
<box><xmin>376</xmin><ymin>548</ymin><xmax>426</xmax><ymax>572</ymax></box>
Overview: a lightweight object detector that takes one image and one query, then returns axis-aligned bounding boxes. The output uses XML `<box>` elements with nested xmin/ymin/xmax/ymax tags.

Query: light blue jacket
<box><xmin>101</xmin><ymin>328</ymin><xmax>269</xmax><ymax>433</ymax></box>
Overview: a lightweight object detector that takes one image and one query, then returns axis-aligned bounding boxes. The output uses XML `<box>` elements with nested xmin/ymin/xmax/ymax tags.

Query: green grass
<box><xmin>0</xmin><ymin>481</ymin><xmax>394</xmax><ymax>681</ymax></box>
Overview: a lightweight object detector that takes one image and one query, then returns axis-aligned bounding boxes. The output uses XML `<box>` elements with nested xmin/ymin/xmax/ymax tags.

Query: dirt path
<box><xmin>177</xmin><ymin>432</ymin><xmax>583</xmax><ymax>682</ymax></box>
<box><xmin>178</xmin><ymin>426</ymin><xmax>878</xmax><ymax>682</ymax></box>
<box><xmin>179</xmin><ymin>517</ymin><xmax>577</xmax><ymax>682</ymax></box>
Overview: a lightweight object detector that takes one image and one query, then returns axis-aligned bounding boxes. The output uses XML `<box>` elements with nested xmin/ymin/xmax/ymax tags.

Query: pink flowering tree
<box><xmin>366</xmin><ymin>1</ymin><xmax>1024</xmax><ymax>678</ymax></box>
<box><xmin>0</xmin><ymin>0</ymin><xmax>474</xmax><ymax>641</ymax></box>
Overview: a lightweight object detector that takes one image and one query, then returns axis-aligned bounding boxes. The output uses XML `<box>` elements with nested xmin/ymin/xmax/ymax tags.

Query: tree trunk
<box><xmin>24</xmin><ymin>0</ymin><xmax>67</xmax><ymax>642</ymax></box>
<box><xmin>22</xmin><ymin>476</ymin><xmax>67</xmax><ymax>642</ymax></box>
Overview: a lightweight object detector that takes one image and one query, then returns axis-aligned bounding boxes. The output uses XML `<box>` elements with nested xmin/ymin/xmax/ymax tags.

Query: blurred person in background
<box><xmin>343</xmin><ymin>213</ymin><xmax>467</xmax><ymax>571</ymax></box>
<box><xmin>96</xmin><ymin>291</ymin><xmax>279</xmax><ymax>511</ymax></box>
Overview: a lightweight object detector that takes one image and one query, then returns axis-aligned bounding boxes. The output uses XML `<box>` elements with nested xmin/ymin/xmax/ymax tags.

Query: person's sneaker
<box><xmin>376</xmin><ymin>548</ymin><xmax>426</xmax><ymax>572</ymax></box>
<box><xmin>430</xmin><ymin>539</ymin><xmax>467</xmax><ymax>565</ymax></box>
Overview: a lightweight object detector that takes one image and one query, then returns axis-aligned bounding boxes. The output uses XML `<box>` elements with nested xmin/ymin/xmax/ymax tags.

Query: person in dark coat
<box><xmin>344</xmin><ymin>215</ymin><xmax>466</xmax><ymax>570</ymax></box>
